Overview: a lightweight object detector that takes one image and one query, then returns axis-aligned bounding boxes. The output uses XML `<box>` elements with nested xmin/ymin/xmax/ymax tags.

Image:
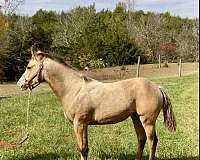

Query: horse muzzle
<box><xmin>28</xmin><ymin>81</ymin><xmax>40</xmax><ymax>90</ymax></box>
<box><xmin>17</xmin><ymin>79</ymin><xmax>40</xmax><ymax>91</ymax></box>
<box><xmin>21</xmin><ymin>84</ymin><xmax>29</xmax><ymax>91</ymax></box>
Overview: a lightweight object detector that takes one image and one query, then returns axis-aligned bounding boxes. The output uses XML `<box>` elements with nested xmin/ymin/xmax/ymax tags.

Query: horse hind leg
<box><xmin>140</xmin><ymin>116</ymin><xmax>158</xmax><ymax>160</ymax></box>
<box><xmin>131</xmin><ymin>114</ymin><xmax>147</xmax><ymax>160</ymax></box>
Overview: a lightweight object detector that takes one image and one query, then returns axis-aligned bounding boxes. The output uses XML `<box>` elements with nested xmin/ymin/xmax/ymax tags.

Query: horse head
<box><xmin>17</xmin><ymin>48</ymin><xmax>45</xmax><ymax>91</ymax></box>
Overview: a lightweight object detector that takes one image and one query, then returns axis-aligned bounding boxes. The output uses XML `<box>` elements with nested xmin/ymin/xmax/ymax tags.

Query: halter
<box><xmin>25</xmin><ymin>58</ymin><xmax>45</xmax><ymax>91</ymax></box>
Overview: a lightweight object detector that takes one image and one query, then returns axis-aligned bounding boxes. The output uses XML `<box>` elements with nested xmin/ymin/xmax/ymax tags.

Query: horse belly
<box><xmin>92</xmin><ymin>101</ymin><xmax>134</xmax><ymax>125</ymax></box>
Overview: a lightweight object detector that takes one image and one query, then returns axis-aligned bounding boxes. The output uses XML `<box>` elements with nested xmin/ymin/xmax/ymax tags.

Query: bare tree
<box><xmin>0</xmin><ymin>0</ymin><xmax>24</xmax><ymax>15</ymax></box>
<box><xmin>0</xmin><ymin>0</ymin><xmax>26</xmax><ymax>51</ymax></box>
<box><xmin>126</xmin><ymin>0</ymin><xmax>135</xmax><ymax>36</ymax></box>
<box><xmin>130</xmin><ymin>13</ymin><xmax>169</xmax><ymax>62</ymax></box>
<box><xmin>52</xmin><ymin>5</ymin><xmax>96</xmax><ymax>49</ymax></box>
<box><xmin>176</xmin><ymin>20</ymin><xmax>199</xmax><ymax>62</ymax></box>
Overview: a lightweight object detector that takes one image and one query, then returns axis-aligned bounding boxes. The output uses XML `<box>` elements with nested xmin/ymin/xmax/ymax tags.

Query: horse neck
<box><xmin>42</xmin><ymin>58</ymin><xmax>83</xmax><ymax>100</ymax></box>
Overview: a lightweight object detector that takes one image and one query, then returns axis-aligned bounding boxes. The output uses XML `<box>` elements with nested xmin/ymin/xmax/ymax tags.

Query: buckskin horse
<box><xmin>17</xmin><ymin>50</ymin><xmax>176</xmax><ymax>160</ymax></box>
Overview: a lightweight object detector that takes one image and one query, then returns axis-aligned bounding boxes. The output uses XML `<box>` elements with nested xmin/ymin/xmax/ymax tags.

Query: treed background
<box><xmin>0</xmin><ymin>1</ymin><xmax>199</xmax><ymax>81</ymax></box>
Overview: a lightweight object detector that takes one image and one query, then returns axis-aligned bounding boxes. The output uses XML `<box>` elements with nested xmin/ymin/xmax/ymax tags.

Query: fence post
<box><xmin>136</xmin><ymin>56</ymin><xmax>140</xmax><ymax>77</ymax></box>
<box><xmin>178</xmin><ymin>59</ymin><xmax>182</xmax><ymax>77</ymax></box>
<box><xmin>159</xmin><ymin>54</ymin><xmax>161</xmax><ymax>68</ymax></box>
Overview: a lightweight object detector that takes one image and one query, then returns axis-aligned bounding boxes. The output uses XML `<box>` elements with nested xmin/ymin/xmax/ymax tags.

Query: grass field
<box><xmin>0</xmin><ymin>73</ymin><xmax>199</xmax><ymax>160</ymax></box>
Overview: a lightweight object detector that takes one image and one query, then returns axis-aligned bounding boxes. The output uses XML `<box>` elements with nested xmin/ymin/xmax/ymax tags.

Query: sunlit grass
<box><xmin>0</xmin><ymin>73</ymin><xmax>198</xmax><ymax>160</ymax></box>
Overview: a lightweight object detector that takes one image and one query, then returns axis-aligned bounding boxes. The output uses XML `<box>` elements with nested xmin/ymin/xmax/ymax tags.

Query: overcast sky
<box><xmin>1</xmin><ymin>0</ymin><xmax>199</xmax><ymax>18</ymax></box>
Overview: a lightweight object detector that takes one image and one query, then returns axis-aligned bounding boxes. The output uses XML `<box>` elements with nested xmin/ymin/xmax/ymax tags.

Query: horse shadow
<box><xmin>7</xmin><ymin>153</ymin><xmax>73</xmax><ymax>160</ymax></box>
<box><xmin>99</xmin><ymin>152</ymin><xmax>199</xmax><ymax>160</ymax></box>
<box><xmin>7</xmin><ymin>152</ymin><xmax>199</xmax><ymax>160</ymax></box>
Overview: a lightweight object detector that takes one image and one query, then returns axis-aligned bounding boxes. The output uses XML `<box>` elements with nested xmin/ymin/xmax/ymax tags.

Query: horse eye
<box><xmin>27</xmin><ymin>66</ymin><xmax>31</xmax><ymax>69</ymax></box>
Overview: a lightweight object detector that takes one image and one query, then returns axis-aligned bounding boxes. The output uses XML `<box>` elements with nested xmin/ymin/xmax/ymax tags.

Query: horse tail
<box><xmin>159</xmin><ymin>87</ymin><xmax>176</xmax><ymax>132</ymax></box>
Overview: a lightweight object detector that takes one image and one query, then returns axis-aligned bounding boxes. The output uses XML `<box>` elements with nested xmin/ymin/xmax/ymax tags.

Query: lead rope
<box><xmin>18</xmin><ymin>91</ymin><xmax>31</xmax><ymax>146</ymax></box>
<box><xmin>26</xmin><ymin>91</ymin><xmax>31</xmax><ymax>135</ymax></box>
<box><xmin>0</xmin><ymin>91</ymin><xmax>31</xmax><ymax>149</ymax></box>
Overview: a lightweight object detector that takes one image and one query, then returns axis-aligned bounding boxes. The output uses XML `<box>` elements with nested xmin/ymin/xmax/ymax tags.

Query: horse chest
<box><xmin>62</xmin><ymin>95</ymin><xmax>77</xmax><ymax>121</ymax></box>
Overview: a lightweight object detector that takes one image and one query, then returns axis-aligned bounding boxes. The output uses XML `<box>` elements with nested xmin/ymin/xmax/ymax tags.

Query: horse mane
<box><xmin>36</xmin><ymin>51</ymin><xmax>93</xmax><ymax>82</ymax></box>
<box><xmin>36</xmin><ymin>51</ymin><xmax>74</xmax><ymax>69</ymax></box>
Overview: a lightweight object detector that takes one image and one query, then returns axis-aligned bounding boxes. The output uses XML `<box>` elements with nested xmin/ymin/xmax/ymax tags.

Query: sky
<box><xmin>1</xmin><ymin>0</ymin><xmax>199</xmax><ymax>18</ymax></box>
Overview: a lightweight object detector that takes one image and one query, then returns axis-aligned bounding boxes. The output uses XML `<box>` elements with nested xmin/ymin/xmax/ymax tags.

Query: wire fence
<box><xmin>0</xmin><ymin>62</ymin><xmax>198</xmax><ymax>98</ymax></box>
<box><xmin>84</xmin><ymin>62</ymin><xmax>198</xmax><ymax>81</ymax></box>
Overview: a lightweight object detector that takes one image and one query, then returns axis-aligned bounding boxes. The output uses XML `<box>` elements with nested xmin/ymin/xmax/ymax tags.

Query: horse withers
<box><xmin>17</xmin><ymin>50</ymin><xmax>176</xmax><ymax>160</ymax></box>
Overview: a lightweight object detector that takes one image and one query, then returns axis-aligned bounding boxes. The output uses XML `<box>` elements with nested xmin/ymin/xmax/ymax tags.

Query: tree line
<box><xmin>0</xmin><ymin>3</ymin><xmax>199</xmax><ymax>81</ymax></box>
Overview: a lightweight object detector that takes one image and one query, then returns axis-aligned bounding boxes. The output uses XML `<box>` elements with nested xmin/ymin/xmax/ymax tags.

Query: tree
<box><xmin>83</xmin><ymin>9</ymin><xmax>144</xmax><ymax>67</ymax></box>
<box><xmin>160</xmin><ymin>41</ymin><xmax>177</xmax><ymax>62</ymax></box>
<box><xmin>3</xmin><ymin>15</ymin><xmax>33</xmax><ymax>80</ymax></box>
<box><xmin>0</xmin><ymin>4</ymin><xmax>199</xmax><ymax>81</ymax></box>
<box><xmin>176</xmin><ymin>19</ymin><xmax>199</xmax><ymax>62</ymax></box>
<box><xmin>114</xmin><ymin>2</ymin><xmax>126</xmax><ymax>14</ymax></box>
<box><xmin>0</xmin><ymin>11</ymin><xmax>7</xmax><ymax>48</ymax></box>
<box><xmin>0</xmin><ymin>12</ymin><xmax>8</xmax><ymax>80</ymax></box>
<box><xmin>0</xmin><ymin>0</ymin><xmax>24</xmax><ymax>15</ymax></box>
<box><xmin>31</xmin><ymin>9</ymin><xmax>59</xmax><ymax>50</ymax></box>
<box><xmin>52</xmin><ymin>4</ymin><xmax>96</xmax><ymax>67</ymax></box>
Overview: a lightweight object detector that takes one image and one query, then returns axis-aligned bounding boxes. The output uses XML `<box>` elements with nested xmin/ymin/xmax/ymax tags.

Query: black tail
<box><xmin>159</xmin><ymin>87</ymin><xmax>176</xmax><ymax>132</ymax></box>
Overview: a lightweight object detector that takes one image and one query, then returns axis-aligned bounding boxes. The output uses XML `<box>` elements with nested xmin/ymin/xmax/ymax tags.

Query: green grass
<box><xmin>0</xmin><ymin>73</ymin><xmax>199</xmax><ymax>160</ymax></box>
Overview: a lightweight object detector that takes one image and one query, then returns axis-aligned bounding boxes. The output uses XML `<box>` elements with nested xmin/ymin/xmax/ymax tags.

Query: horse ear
<box><xmin>35</xmin><ymin>50</ymin><xmax>45</xmax><ymax>61</ymax></box>
<box><xmin>30</xmin><ymin>46</ymin><xmax>36</xmax><ymax>59</ymax></box>
<box><xmin>36</xmin><ymin>50</ymin><xmax>42</xmax><ymax>54</ymax></box>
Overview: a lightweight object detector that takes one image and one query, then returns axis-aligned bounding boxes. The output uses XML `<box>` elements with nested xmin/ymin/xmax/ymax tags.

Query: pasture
<box><xmin>0</xmin><ymin>68</ymin><xmax>199</xmax><ymax>159</ymax></box>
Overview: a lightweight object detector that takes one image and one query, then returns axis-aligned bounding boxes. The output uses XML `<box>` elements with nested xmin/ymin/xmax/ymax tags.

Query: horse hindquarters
<box><xmin>133</xmin><ymin>87</ymin><xmax>176</xmax><ymax>160</ymax></box>
<box><xmin>132</xmin><ymin>82</ymin><xmax>163</xmax><ymax>160</ymax></box>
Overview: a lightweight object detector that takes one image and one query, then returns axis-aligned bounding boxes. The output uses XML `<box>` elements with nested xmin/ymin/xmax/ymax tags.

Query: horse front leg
<box><xmin>73</xmin><ymin>119</ymin><xmax>89</xmax><ymax>160</ymax></box>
